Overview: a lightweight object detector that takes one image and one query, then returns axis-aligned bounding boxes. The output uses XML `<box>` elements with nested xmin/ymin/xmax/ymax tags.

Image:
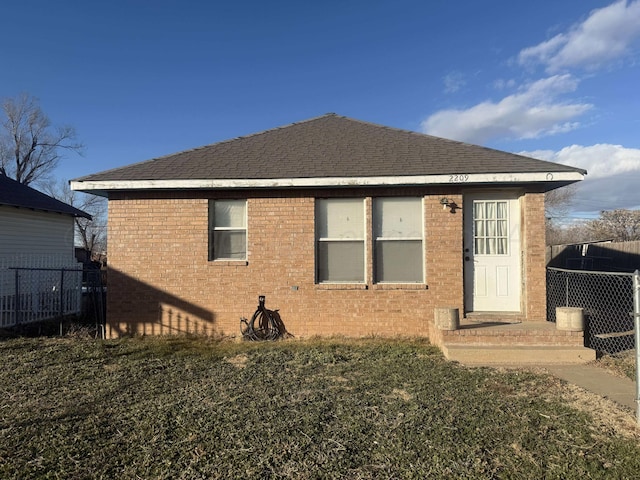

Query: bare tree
<box><xmin>0</xmin><ymin>93</ymin><xmax>83</xmax><ymax>186</ymax></box>
<box><xmin>43</xmin><ymin>179</ymin><xmax>107</xmax><ymax>258</ymax></box>
<box><xmin>545</xmin><ymin>184</ymin><xmax>577</xmax><ymax>245</ymax></box>
<box><xmin>586</xmin><ymin>209</ymin><xmax>640</xmax><ymax>242</ymax></box>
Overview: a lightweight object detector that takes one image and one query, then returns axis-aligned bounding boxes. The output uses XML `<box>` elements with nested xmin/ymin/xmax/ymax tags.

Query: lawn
<box><xmin>1</xmin><ymin>335</ymin><xmax>639</xmax><ymax>479</ymax></box>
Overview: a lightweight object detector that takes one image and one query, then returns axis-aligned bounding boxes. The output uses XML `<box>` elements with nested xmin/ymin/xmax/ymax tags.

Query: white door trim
<box><xmin>464</xmin><ymin>192</ymin><xmax>522</xmax><ymax>313</ymax></box>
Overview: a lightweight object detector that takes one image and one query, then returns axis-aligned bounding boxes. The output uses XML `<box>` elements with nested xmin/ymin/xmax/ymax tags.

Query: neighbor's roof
<box><xmin>71</xmin><ymin>113</ymin><xmax>586</xmax><ymax>194</ymax></box>
<box><xmin>0</xmin><ymin>175</ymin><xmax>91</xmax><ymax>219</ymax></box>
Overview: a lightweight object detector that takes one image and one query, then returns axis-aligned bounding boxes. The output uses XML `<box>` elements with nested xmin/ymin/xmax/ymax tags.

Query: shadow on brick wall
<box><xmin>106</xmin><ymin>267</ymin><xmax>217</xmax><ymax>338</ymax></box>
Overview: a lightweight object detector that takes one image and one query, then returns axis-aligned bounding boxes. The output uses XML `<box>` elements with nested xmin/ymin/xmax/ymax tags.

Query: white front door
<box><xmin>464</xmin><ymin>193</ymin><xmax>521</xmax><ymax>312</ymax></box>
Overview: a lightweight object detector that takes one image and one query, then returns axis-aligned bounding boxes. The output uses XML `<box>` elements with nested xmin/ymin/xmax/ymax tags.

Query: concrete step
<box><xmin>441</xmin><ymin>344</ymin><xmax>596</xmax><ymax>366</ymax></box>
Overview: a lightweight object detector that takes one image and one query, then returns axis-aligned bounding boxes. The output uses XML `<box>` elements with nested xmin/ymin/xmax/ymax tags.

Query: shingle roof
<box><xmin>0</xmin><ymin>175</ymin><xmax>91</xmax><ymax>218</ymax></box>
<box><xmin>73</xmin><ymin>113</ymin><xmax>586</xmax><ymax>183</ymax></box>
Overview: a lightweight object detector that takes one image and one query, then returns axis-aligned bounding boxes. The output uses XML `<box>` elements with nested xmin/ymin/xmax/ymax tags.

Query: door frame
<box><xmin>463</xmin><ymin>190</ymin><xmax>523</xmax><ymax>314</ymax></box>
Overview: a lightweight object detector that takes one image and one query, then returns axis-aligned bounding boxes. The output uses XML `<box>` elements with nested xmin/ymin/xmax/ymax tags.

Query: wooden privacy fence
<box><xmin>547</xmin><ymin>240</ymin><xmax>640</xmax><ymax>272</ymax></box>
<box><xmin>0</xmin><ymin>255</ymin><xmax>82</xmax><ymax>328</ymax></box>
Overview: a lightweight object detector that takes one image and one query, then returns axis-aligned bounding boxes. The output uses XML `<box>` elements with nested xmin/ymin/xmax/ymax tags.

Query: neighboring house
<box><xmin>71</xmin><ymin>114</ymin><xmax>586</xmax><ymax>339</ymax></box>
<box><xmin>0</xmin><ymin>174</ymin><xmax>91</xmax><ymax>258</ymax></box>
<box><xmin>0</xmin><ymin>174</ymin><xmax>91</xmax><ymax>326</ymax></box>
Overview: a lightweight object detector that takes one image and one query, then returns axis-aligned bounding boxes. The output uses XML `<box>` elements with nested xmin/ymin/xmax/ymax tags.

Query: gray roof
<box><xmin>74</xmin><ymin>113</ymin><xmax>586</xmax><ymax>183</ymax></box>
<box><xmin>0</xmin><ymin>175</ymin><xmax>91</xmax><ymax>218</ymax></box>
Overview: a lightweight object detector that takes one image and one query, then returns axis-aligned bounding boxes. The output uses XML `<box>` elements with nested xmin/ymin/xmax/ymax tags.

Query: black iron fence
<box><xmin>0</xmin><ymin>260</ymin><xmax>105</xmax><ymax>336</ymax></box>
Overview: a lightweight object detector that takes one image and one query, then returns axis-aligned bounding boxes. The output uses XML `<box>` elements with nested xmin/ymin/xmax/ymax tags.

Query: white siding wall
<box><xmin>0</xmin><ymin>206</ymin><xmax>76</xmax><ymax>259</ymax></box>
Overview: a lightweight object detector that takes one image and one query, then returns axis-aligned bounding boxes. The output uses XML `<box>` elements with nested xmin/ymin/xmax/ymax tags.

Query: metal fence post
<box><xmin>634</xmin><ymin>270</ymin><xmax>640</xmax><ymax>424</ymax></box>
<box><xmin>14</xmin><ymin>269</ymin><xmax>20</xmax><ymax>326</ymax></box>
<box><xmin>59</xmin><ymin>269</ymin><xmax>65</xmax><ymax>336</ymax></box>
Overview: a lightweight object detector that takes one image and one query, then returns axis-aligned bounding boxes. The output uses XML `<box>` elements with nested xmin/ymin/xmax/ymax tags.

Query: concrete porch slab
<box><xmin>441</xmin><ymin>344</ymin><xmax>596</xmax><ymax>365</ymax></box>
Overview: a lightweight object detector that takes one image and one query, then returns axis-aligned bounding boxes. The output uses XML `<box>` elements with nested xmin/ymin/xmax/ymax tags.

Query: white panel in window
<box><xmin>317</xmin><ymin>198</ymin><xmax>364</xmax><ymax>239</ymax></box>
<box><xmin>374</xmin><ymin>197</ymin><xmax>422</xmax><ymax>238</ymax></box>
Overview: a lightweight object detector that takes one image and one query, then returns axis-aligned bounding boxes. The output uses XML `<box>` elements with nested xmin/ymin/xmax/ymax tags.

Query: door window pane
<box><xmin>473</xmin><ymin>200</ymin><xmax>509</xmax><ymax>256</ymax></box>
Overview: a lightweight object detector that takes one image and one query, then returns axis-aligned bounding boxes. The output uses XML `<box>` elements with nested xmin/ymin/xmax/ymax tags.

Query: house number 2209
<box><xmin>449</xmin><ymin>174</ymin><xmax>469</xmax><ymax>182</ymax></box>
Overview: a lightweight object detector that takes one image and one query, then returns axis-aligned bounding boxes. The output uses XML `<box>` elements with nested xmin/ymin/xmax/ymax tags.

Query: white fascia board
<box><xmin>70</xmin><ymin>171</ymin><xmax>584</xmax><ymax>192</ymax></box>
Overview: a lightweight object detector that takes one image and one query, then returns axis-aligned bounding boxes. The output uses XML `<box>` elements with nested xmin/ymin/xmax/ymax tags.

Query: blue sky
<box><xmin>2</xmin><ymin>0</ymin><xmax>640</xmax><ymax>220</ymax></box>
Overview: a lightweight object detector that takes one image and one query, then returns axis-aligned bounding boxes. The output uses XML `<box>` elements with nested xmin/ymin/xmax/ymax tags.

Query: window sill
<box><xmin>209</xmin><ymin>260</ymin><xmax>248</xmax><ymax>266</ymax></box>
<box><xmin>372</xmin><ymin>284</ymin><xmax>428</xmax><ymax>290</ymax></box>
<box><xmin>316</xmin><ymin>283</ymin><xmax>368</xmax><ymax>290</ymax></box>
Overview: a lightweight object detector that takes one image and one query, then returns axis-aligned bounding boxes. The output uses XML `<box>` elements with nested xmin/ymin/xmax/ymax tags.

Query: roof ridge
<box><xmin>73</xmin><ymin>113</ymin><xmax>341</xmax><ymax>181</ymax></box>
<box><xmin>71</xmin><ymin>113</ymin><xmax>587</xmax><ymax>185</ymax></box>
<box><xmin>331</xmin><ymin>114</ymin><xmax>579</xmax><ymax>170</ymax></box>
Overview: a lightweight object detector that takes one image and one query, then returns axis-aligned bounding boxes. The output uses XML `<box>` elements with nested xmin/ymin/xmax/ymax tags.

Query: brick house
<box><xmin>71</xmin><ymin>114</ymin><xmax>585</xmax><ymax>340</ymax></box>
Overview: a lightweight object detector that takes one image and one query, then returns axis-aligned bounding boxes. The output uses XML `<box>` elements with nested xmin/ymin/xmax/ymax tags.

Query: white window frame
<box><xmin>316</xmin><ymin>198</ymin><xmax>366</xmax><ymax>283</ymax></box>
<box><xmin>209</xmin><ymin>199</ymin><xmax>247</xmax><ymax>261</ymax></box>
<box><xmin>373</xmin><ymin>197</ymin><xmax>424</xmax><ymax>283</ymax></box>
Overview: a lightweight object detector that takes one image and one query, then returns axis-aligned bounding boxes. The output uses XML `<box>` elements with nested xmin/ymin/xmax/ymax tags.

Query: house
<box><xmin>0</xmin><ymin>174</ymin><xmax>91</xmax><ymax>326</ymax></box>
<box><xmin>0</xmin><ymin>174</ymin><xmax>91</xmax><ymax>258</ymax></box>
<box><xmin>70</xmin><ymin>114</ymin><xmax>586</xmax><ymax>340</ymax></box>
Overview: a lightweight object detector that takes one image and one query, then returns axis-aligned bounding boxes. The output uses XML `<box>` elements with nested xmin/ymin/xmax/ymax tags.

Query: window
<box><xmin>473</xmin><ymin>200</ymin><xmax>508</xmax><ymax>255</ymax></box>
<box><xmin>374</xmin><ymin>197</ymin><xmax>423</xmax><ymax>283</ymax></box>
<box><xmin>316</xmin><ymin>198</ymin><xmax>365</xmax><ymax>283</ymax></box>
<box><xmin>209</xmin><ymin>199</ymin><xmax>247</xmax><ymax>260</ymax></box>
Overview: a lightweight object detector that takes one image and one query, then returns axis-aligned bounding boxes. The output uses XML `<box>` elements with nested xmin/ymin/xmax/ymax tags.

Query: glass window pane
<box><xmin>497</xmin><ymin>238</ymin><xmax>507</xmax><ymax>255</ymax></box>
<box><xmin>497</xmin><ymin>201</ymin><xmax>508</xmax><ymax>219</ymax></box>
<box><xmin>376</xmin><ymin>240</ymin><xmax>422</xmax><ymax>283</ymax></box>
<box><xmin>214</xmin><ymin>200</ymin><xmax>246</xmax><ymax>228</ymax></box>
<box><xmin>487</xmin><ymin>220</ymin><xmax>496</xmax><ymax>237</ymax></box>
<box><xmin>317</xmin><ymin>241</ymin><xmax>364</xmax><ymax>282</ymax></box>
<box><xmin>374</xmin><ymin>197</ymin><xmax>422</xmax><ymax>238</ymax></box>
<box><xmin>213</xmin><ymin>231</ymin><xmax>246</xmax><ymax>259</ymax></box>
<box><xmin>497</xmin><ymin>220</ymin><xmax>507</xmax><ymax>236</ymax></box>
<box><xmin>317</xmin><ymin>199</ymin><xmax>364</xmax><ymax>239</ymax></box>
<box><xmin>473</xmin><ymin>200</ymin><xmax>509</xmax><ymax>256</ymax></box>
<box><xmin>474</xmin><ymin>202</ymin><xmax>484</xmax><ymax>219</ymax></box>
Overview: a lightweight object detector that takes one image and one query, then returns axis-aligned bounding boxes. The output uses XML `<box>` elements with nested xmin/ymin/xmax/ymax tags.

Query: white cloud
<box><xmin>421</xmin><ymin>75</ymin><xmax>592</xmax><ymax>143</ymax></box>
<box><xmin>519</xmin><ymin>143</ymin><xmax>640</xmax><ymax>179</ymax></box>
<box><xmin>518</xmin><ymin>0</ymin><xmax>640</xmax><ymax>72</ymax></box>
<box><xmin>493</xmin><ymin>78</ymin><xmax>517</xmax><ymax>90</ymax></box>
<box><xmin>442</xmin><ymin>71</ymin><xmax>466</xmax><ymax>93</ymax></box>
<box><xmin>520</xmin><ymin>144</ymin><xmax>640</xmax><ymax>213</ymax></box>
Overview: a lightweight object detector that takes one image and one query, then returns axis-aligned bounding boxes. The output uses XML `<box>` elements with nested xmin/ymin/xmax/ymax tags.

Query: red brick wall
<box><xmin>105</xmin><ymin>188</ymin><xmax>546</xmax><ymax>338</ymax></box>
<box><xmin>521</xmin><ymin>192</ymin><xmax>548</xmax><ymax>321</ymax></box>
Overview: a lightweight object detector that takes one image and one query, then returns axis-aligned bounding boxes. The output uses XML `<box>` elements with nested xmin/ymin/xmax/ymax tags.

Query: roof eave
<box><xmin>70</xmin><ymin>171</ymin><xmax>585</xmax><ymax>195</ymax></box>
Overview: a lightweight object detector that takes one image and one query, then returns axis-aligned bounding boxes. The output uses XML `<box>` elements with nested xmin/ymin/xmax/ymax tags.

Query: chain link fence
<box><xmin>547</xmin><ymin>267</ymin><xmax>635</xmax><ymax>354</ymax></box>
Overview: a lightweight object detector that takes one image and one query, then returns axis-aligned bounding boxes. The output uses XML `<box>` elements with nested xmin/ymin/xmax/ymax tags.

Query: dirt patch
<box><xmin>390</xmin><ymin>388</ymin><xmax>414</xmax><ymax>402</ymax></box>
<box><xmin>225</xmin><ymin>354</ymin><xmax>249</xmax><ymax>369</ymax></box>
